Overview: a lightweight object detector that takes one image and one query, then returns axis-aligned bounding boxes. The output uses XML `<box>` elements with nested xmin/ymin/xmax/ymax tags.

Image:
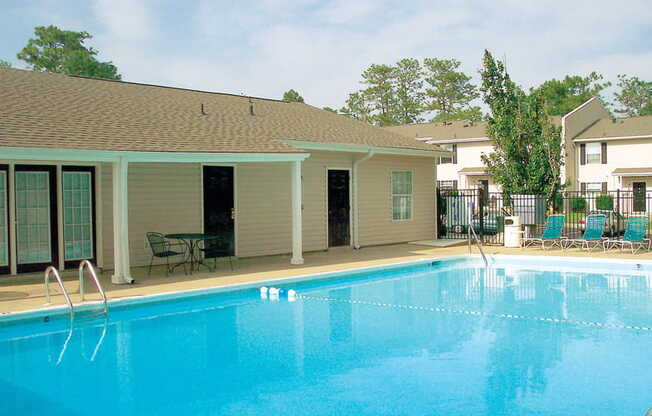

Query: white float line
<box><xmin>296</xmin><ymin>295</ymin><xmax>652</xmax><ymax>332</ymax></box>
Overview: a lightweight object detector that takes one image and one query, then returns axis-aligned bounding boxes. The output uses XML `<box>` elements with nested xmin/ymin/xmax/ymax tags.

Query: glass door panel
<box><xmin>63</xmin><ymin>171</ymin><xmax>94</xmax><ymax>260</ymax></box>
<box><xmin>15</xmin><ymin>171</ymin><xmax>52</xmax><ymax>265</ymax></box>
<box><xmin>0</xmin><ymin>170</ymin><xmax>7</xmax><ymax>267</ymax></box>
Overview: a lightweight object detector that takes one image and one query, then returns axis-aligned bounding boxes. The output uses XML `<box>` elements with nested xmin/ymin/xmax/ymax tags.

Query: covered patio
<box><xmin>1</xmin><ymin>147</ymin><xmax>311</xmax><ymax>284</ymax></box>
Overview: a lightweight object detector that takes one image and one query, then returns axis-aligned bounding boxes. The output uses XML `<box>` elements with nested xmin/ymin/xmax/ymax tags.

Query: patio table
<box><xmin>165</xmin><ymin>233</ymin><xmax>220</xmax><ymax>273</ymax></box>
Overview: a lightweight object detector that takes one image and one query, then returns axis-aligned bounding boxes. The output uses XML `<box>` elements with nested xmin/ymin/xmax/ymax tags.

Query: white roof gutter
<box><xmin>0</xmin><ymin>146</ymin><xmax>311</xmax><ymax>163</ymax></box>
<box><xmin>419</xmin><ymin>137</ymin><xmax>490</xmax><ymax>144</ymax></box>
<box><xmin>279</xmin><ymin>139</ymin><xmax>447</xmax><ymax>157</ymax></box>
<box><xmin>574</xmin><ymin>134</ymin><xmax>652</xmax><ymax>143</ymax></box>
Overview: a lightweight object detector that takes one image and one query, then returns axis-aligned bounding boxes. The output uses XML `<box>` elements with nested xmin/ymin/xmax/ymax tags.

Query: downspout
<box><xmin>352</xmin><ymin>150</ymin><xmax>375</xmax><ymax>249</ymax></box>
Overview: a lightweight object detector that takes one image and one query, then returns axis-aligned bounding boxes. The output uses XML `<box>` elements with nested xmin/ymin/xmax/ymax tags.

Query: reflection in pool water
<box><xmin>2</xmin><ymin>261</ymin><xmax>652</xmax><ymax>415</ymax></box>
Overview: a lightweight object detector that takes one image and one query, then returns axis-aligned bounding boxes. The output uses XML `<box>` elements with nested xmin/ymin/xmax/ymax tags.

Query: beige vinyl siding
<box><xmin>358</xmin><ymin>155</ymin><xmax>435</xmax><ymax>246</ymax></box>
<box><xmin>236</xmin><ymin>163</ymin><xmax>292</xmax><ymax>257</ymax></box>
<box><xmin>101</xmin><ymin>163</ymin><xmax>202</xmax><ymax>268</ymax></box>
<box><xmin>98</xmin><ymin>152</ymin><xmax>436</xmax><ymax>270</ymax></box>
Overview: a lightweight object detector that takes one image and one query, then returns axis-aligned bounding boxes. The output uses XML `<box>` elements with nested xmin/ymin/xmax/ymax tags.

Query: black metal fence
<box><xmin>437</xmin><ymin>188</ymin><xmax>652</xmax><ymax>245</ymax></box>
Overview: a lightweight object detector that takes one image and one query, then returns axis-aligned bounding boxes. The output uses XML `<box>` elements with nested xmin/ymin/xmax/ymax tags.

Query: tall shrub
<box><xmin>479</xmin><ymin>50</ymin><xmax>563</xmax><ymax>206</ymax></box>
<box><xmin>571</xmin><ymin>197</ymin><xmax>587</xmax><ymax>213</ymax></box>
<box><xmin>595</xmin><ymin>194</ymin><xmax>614</xmax><ymax>210</ymax></box>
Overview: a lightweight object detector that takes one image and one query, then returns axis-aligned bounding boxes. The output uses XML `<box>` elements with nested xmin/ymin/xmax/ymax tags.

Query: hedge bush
<box><xmin>570</xmin><ymin>197</ymin><xmax>587</xmax><ymax>213</ymax></box>
<box><xmin>595</xmin><ymin>193</ymin><xmax>614</xmax><ymax>210</ymax></box>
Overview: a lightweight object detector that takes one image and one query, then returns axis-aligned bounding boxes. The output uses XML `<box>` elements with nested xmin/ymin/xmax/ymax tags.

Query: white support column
<box><xmin>290</xmin><ymin>160</ymin><xmax>304</xmax><ymax>265</ymax></box>
<box><xmin>112</xmin><ymin>156</ymin><xmax>134</xmax><ymax>284</ymax></box>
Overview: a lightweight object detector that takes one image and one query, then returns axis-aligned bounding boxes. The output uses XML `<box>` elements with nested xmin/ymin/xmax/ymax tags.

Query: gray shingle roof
<box><xmin>575</xmin><ymin>115</ymin><xmax>652</xmax><ymax>139</ymax></box>
<box><xmin>0</xmin><ymin>68</ymin><xmax>440</xmax><ymax>154</ymax></box>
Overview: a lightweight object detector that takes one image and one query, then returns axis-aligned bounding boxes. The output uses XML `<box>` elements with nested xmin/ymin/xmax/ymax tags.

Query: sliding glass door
<box><xmin>62</xmin><ymin>167</ymin><xmax>95</xmax><ymax>267</ymax></box>
<box><xmin>15</xmin><ymin>165</ymin><xmax>57</xmax><ymax>273</ymax></box>
<box><xmin>0</xmin><ymin>166</ymin><xmax>8</xmax><ymax>274</ymax></box>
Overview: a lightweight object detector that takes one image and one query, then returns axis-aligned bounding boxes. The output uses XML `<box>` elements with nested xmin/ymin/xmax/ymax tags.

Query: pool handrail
<box><xmin>468</xmin><ymin>223</ymin><xmax>489</xmax><ymax>267</ymax></box>
<box><xmin>44</xmin><ymin>266</ymin><xmax>74</xmax><ymax>317</ymax></box>
<box><xmin>79</xmin><ymin>260</ymin><xmax>108</xmax><ymax>315</ymax></box>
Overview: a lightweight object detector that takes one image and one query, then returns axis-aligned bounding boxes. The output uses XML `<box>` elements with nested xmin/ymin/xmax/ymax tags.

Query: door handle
<box><xmin>230</xmin><ymin>208</ymin><xmax>235</xmax><ymax>220</ymax></box>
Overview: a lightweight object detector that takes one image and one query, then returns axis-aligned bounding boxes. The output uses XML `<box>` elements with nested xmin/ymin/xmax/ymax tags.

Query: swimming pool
<box><xmin>2</xmin><ymin>255</ymin><xmax>652</xmax><ymax>415</ymax></box>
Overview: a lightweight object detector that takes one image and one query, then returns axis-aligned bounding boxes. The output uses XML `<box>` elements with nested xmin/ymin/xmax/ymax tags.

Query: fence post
<box><xmin>478</xmin><ymin>188</ymin><xmax>485</xmax><ymax>243</ymax></box>
<box><xmin>616</xmin><ymin>189</ymin><xmax>621</xmax><ymax>235</ymax></box>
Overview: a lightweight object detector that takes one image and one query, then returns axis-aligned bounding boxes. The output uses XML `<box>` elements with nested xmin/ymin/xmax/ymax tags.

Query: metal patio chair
<box><xmin>521</xmin><ymin>214</ymin><xmax>565</xmax><ymax>250</ymax></box>
<box><xmin>146</xmin><ymin>232</ymin><xmax>188</xmax><ymax>276</ymax></box>
<box><xmin>199</xmin><ymin>236</ymin><xmax>235</xmax><ymax>272</ymax></box>
<box><xmin>563</xmin><ymin>214</ymin><xmax>606</xmax><ymax>252</ymax></box>
<box><xmin>603</xmin><ymin>216</ymin><xmax>651</xmax><ymax>254</ymax></box>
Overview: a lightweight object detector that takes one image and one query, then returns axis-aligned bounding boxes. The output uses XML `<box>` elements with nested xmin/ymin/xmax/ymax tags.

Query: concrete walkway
<box><xmin>2</xmin><ymin>243</ymin><xmax>652</xmax><ymax>315</ymax></box>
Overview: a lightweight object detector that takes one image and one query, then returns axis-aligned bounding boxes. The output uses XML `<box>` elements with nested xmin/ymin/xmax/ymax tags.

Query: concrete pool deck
<box><xmin>2</xmin><ymin>243</ymin><xmax>652</xmax><ymax>316</ymax></box>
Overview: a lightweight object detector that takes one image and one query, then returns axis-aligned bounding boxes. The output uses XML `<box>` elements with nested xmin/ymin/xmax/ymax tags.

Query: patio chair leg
<box><xmin>148</xmin><ymin>256</ymin><xmax>154</xmax><ymax>276</ymax></box>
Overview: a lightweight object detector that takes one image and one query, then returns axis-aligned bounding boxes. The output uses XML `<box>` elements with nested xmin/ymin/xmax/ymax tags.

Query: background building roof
<box><xmin>0</xmin><ymin>68</ymin><xmax>438</xmax><ymax>154</ymax></box>
<box><xmin>384</xmin><ymin>120</ymin><xmax>488</xmax><ymax>141</ymax></box>
<box><xmin>386</xmin><ymin>116</ymin><xmax>561</xmax><ymax>142</ymax></box>
<box><xmin>575</xmin><ymin>115</ymin><xmax>652</xmax><ymax>140</ymax></box>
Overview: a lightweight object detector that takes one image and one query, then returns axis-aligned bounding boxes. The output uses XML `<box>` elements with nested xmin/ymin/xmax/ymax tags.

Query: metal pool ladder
<box><xmin>79</xmin><ymin>260</ymin><xmax>109</xmax><ymax>316</ymax></box>
<box><xmin>45</xmin><ymin>266</ymin><xmax>74</xmax><ymax>317</ymax></box>
<box><xmin>468</xmin><ymin>224</ymin><xmax>489</xmax><ymax>268</ymax></box>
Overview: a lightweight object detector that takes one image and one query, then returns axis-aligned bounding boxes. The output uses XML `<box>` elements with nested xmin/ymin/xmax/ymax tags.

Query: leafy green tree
<box><xmin>480</xmin><ymin>50</ymin><xmax>563</xmax><ymax>204</ymax></box>
<box><xmin>613</xmin><ymin>74</ymin><xmax>652</xmax><ymax>117</ymax></box>
<box><xmin>360</xmin><ymin>63</ymin><xmax>398</xmax><ymax>126</ymax></box>
<box><xmin>322</xmin><ymin>107</ymin><xmax>338</xmax><ymax>113</ymax></box>
<box><xmin>339</xmin><ymin>92</ymin><xmax>373</xmax><ymax>122</ymax></box>
<box><xmin>17</xmin><ymin>25</ymin><xmax>121</xmax><ymax>80</ymax></box>
<box><xmin>0</xmin><ymin>60</ymin><xmax>12</xmax><ymax>68</ymax></box>
<box><xmin>423</xmin><ymin>57</ymin><xmax>482</xmax><ymax>122</ymax></box>
<box><xmin>393</xmin><ymin>58</ymin><xmax>424</xmax><ymax>124</ymax></box>
<box><xmin>531</xmin><ymin>72</ymin><xmax>610</xmax><ymax>116</ymax></box>
<box><xmin>282</xmin><ymin>89</ymin><xmax>304</xmax><ymax>103</ymax></box>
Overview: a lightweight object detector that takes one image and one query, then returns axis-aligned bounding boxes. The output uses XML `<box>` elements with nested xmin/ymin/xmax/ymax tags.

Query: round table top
<box><xmin>165</xmin><ymin>233</ymin><xmax>220</xmax><ymax>240</ymax></box>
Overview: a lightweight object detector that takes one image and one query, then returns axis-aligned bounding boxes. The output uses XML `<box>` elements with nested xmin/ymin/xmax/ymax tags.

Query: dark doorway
<box><xmin>328</xmin><ymin>170</ymin><xmax>350</xmax><ymax>247</ymax></box>
<box><xmin>633</xmin><ymin>182</ymin><xmax>646</xmax><ymax>212</ymax></box>
<box><xmin>203</xmin><ymin>166</ymin><xmax>235</xmax><ymax>257</ymax></box>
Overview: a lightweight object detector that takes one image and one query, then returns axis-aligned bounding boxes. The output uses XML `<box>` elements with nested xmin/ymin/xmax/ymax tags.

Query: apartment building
<box><xmin>384</xmin><ymin>120</ymin><xmax>499</xmax><ymax>193</ymax></box>
<box><xmin>574</xmin><ymin>115</ymin><xmax>652</xmax><ymax>194</ymax></box>
<box><xmin>387</xmin><ymin>97</ymin><xmax>652</xmax><ymax>194</ymax></box>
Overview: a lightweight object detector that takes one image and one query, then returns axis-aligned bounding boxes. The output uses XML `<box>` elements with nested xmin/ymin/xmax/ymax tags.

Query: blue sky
<box><xmin>2</xmin><ymin>0</ymin><xmax>652</xmax><ymax>110</ymax></box>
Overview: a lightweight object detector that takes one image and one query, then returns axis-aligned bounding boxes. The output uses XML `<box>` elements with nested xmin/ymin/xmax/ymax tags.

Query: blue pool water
<box><xmin>2</xmin><ymin>256</ymin><xmax>652</xmax><ymax>415</ymax></box>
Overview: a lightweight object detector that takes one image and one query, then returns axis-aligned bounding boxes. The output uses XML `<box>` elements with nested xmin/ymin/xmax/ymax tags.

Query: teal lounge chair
<box><xmin>563</xmin><ymin>214</ymin><xmax>606</xmax><ymax>251</ymax></box>
<box><xmin>603</xmin><ymin>215</ymin><xmax>651</xmax><ymax>254</ymax></box>
<box><xmin>521</xmin><ymin>214</ymin><xmax>565</xmax><ymax>249</ymax></box>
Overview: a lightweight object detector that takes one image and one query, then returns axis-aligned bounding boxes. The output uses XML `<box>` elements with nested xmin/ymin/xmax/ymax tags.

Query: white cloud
<box><xmin>17</xmin><ymin>0</ymin><xmax>646</xmax><ymax>110</ymax></box>
<box><xmin>92</xmin><ymin>0</ymin><xmax>151</xmax><ymax>41</ymax></box>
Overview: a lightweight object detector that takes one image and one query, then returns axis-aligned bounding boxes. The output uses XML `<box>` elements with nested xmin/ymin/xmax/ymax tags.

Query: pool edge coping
<box><xmin>3</xmin><ymin>253</ymin><xmax>652</xmax><ymax>324</ymax></box>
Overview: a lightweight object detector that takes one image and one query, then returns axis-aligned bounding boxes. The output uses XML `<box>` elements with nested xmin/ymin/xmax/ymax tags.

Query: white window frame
<box><xmin>437</xmin><ymin>144</ymin><xmax>454</xmax><ymax>164</ymax></box>
<box><xmin>585</xmin><ymin>182</ymin><xmax>603</xmax><ymax>192</ymax></box>
<box><xmin>585</xmin><ymin>142</ymin><xmax>601</xmax><ymax>164</ymax></box>
<box><xmin>391</xmin><ymin>170</ymin><xmax>413</xmax><ymax>221</ymax></box>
